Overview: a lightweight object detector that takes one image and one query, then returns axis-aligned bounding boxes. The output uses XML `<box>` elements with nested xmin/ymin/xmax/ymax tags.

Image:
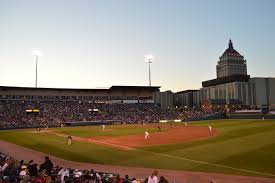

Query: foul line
<box><xmin>47</xmin><ymin>131</ymin><xmax>275</xmax><ymax>177</ymax></box>
<box><xmin>70</xmin><ymin>136</ymin><xmax>135</xmax><ymax>150</ymax></box>
<box><xmin>135</xmin><ymin>149</ymin><xmax>275</xmax><ymax>178</ymax></box>
<box><xmin>46</xmin><ymin>131</ymin><xmax>134</xmax><ymax>150</ymax></box>
<box><xmin>80</xmin><ymin>138</ymin><xmax>275</xmax><ymax>177</ymax></box>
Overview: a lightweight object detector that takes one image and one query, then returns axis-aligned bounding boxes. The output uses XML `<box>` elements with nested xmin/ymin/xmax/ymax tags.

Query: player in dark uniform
<box><xmin>157</xmin><ymin>126</ymin><xmax>161</xmax><ymax>132</ymax></box>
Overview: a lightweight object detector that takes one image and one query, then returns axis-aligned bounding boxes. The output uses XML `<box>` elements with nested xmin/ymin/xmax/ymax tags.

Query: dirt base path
<box><xmin>48</xmin><ymin>125</ymin><xmax>219</xmax><ymax>150</ymax></box>
<box><xmin>90</xmin><ymin>126</ymin><xmax>218</xmax><ymax>148</ymax></box>
<box><xmin>1</xmin><ymin>140</ymin><xmax>275</xmax><ymax>183</ymax></box>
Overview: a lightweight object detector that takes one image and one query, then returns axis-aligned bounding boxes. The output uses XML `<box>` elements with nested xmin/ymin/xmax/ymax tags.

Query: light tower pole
<box><xmin>144</xmin><ymin>54</ymin><xmax>153</xmax><ymax>87</ymax></box>
<box><xmin>32</xmin><ymin>50</ymin><xmax>43</xmax><ymax>88</ymax></box>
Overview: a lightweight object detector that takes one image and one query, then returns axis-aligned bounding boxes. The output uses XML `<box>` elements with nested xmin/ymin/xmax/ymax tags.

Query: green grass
<box><xmin>53</xmin><ymin>125</ymin><xmax>164</xmax><ymax>137</ymax></box>
<box><xmin>0</xmin><ymin>119</ymin><xmax>275</xmax><ymax>178</ymax></box>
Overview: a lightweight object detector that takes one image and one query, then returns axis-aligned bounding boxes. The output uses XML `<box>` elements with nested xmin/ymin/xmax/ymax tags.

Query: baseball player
<box><xmin>145</xmin><ymin>131</ymin><xmax>150</xmax><ymax>140</ymax></box>
<box><xmin>102</xmin><ymin>124</ymin><xmax>105</xmax><ymax>131</ymax></box>
<box><xmin>157</xmin><ymin>126</ymin><xmax>161</xmax><ymax>132</ymax></box>
<box><xmin>208</xmin><ymin>125</ymin><xmax>212</xmax><ymax>132</ymax></box>
<box><xmin>67</xmin><ymin>135</ymin><xmax>72</xmax><ymax>146</ymax></box>
<box><xmin>169</xmin><ymin>121</ymin><xmax>173</xmax><ymax>128</ymax></box>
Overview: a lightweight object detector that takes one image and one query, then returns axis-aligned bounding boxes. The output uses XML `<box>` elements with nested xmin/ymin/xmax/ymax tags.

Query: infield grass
<box><xmin>0</xmin><ymin>119</ymin><xmax>275</xmax><ymax>178</ymax></box>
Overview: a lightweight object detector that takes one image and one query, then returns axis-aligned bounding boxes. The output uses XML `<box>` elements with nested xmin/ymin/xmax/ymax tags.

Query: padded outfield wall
<box><xmin>227</xmin><ymin>113</ymin><xmax>275</xmax><ymax>119</ymax></box>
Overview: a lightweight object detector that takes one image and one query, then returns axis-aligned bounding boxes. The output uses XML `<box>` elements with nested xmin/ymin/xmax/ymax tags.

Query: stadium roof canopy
<box><xmin>0</xmin><ymin>86</ymin><xmax>161</xmax><ymax>97</ymax></box>
<box><xmin>0</xmin><ymin>85</ymin><xmax>160</xmax><ymax>91</ymax></box>
<box><xmin>202</xmin><ymin>74</ymin><xmax>250</xmax><ymax>87</ymax></box>
<box><xmin>176</xmin><ymin>90</ymin><xmax>199</xmax><ymax>94</ymax></box>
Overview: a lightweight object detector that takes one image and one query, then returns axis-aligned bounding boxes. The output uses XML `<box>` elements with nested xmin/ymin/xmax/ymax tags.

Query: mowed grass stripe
<box><xmin>153</xmin><ymin>130</ymin><xmax>275</xmax><ymax>162</ymax></box>
<box><xmin>0</xmin><ymin>131</ymin><xmax>146</xmax><ymax>164</ymax></box>
<box><xmin>191</xmin><ymin>119</ymin><xmax>275</xmax><ymax>131</ymax></box>
<box><xmin>1</xmin><ymin>120</ymin><xmax>275</xmax><ymax>178</ymax></box>
<box><xmin>135</xmin><ymin>149</ymin><xmax>275</xmax><ymax>177</ymax></box>
<box><xmin>4</xmin><ymin>130</ymin><xmax>273</xmax><ymax>178</ymax></box>
<box><xmin>216</xmin><ymin>142</ymin><xmax>275</xmax><ymax>174</ymax></box>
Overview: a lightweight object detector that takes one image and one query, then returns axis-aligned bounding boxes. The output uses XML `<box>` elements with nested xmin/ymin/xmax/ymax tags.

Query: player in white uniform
<box><xmin>145</xmin><ymin>131</ymin><xmax>150</xmax><ymax>140</ymax></box>
<box><xmin>185</xmin><ymin>122</ymin><xmax>187</xmax><ymax>126</ymax></box>
<box><xmin>208</xmin><ymin>125</ymin><xmax>212</xmax><ymax>132</ymax></box>
<box><xmin>102</xmin><ymin>124</ymin><xmax>105</xmax><ymax>131</ymax></box>
<box><xmin>67</xmin><ymin>136</ymin><xmax>72</xmax><ymax>146</ymax></box>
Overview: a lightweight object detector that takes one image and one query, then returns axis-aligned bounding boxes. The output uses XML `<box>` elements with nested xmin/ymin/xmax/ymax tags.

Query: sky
<box><xmin>0</xmin><ymin>0</ymin><xmax>274</xmax><ymax>92</ymax></box>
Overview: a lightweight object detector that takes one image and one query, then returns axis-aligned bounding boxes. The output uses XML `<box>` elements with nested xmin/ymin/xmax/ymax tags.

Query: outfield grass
<box><xmin>0</xmin><ymin>119</ymin><xmax>275</xmax><ymax>178</ymax></box>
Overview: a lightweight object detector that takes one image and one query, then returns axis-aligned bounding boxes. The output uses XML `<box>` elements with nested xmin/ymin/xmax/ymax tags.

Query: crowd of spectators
<box><xmin>0</xmin><ymin>99</ymin><xmax>214</xmax><ymax>129</ymax></box>
<box><xmin>0</xmin><ymin>152</ymin><xmax>170</xmax><ymax>183</ymax></box>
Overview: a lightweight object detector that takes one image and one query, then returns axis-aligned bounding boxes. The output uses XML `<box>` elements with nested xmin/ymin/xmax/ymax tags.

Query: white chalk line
<box><xmin>77</xmin><ymin>139</ymin><xmax>275</xmax><ymax>177</ymax></box>
<box><xmin>135</xmin><ymin>149</ymin><xmax>275</xmax><ymax>177</ymax></box>
<box><xmin>84</xmin><ymin>138</ymin><xmax>134</xmax><ymax>150</ymax></box>
<box><xmin>46</xmin><ymin>131</ymin><xmax>134</xmax><ymax>150</ymax></box>
<box><xmin>47</xmin><ymin>131</ymin><xmax>275</xmax><ymax>177</ymax></box>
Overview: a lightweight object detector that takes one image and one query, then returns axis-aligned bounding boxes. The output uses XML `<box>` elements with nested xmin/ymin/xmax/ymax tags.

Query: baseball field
<box><xmin>0</xmin><ymin>119</ymin><xmax>275</xmax><ymax>179</ymax></box>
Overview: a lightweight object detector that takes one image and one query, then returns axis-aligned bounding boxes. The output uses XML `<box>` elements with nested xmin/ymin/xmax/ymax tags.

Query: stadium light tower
<box><xmin>32</xmin><ymin>50</ymin><xmax>43</xmax><ymax>88</ymax></box>
<box><xmin>144</xmin><ymin>54</ymin><xmax>153</xmax><ymax>87</ymax></box>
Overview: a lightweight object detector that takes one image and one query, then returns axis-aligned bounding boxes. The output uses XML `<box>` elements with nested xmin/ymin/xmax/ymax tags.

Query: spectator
<box><xmin>158</xmin><ymin>176</ymin><xmax>168</xmax><ymax>183</ymax></box>
<box><xmin>0</xmin><ymin>159</ymin><xmax>9</xmax><ymax>172</ymax></box>
<box><xmin>122</xmin><ymin>174</ymin><xmax>131</xmax><ymax>183</ymax></box>
<box><xmin>19</xmin><ymin>165</ymin><xmax>28</xmax><ymax>178</ymax></box>
<box><xmin>20</xmin><ymin>174</ymin><xmax>31</xmax><ymax>183</ymax></box>
<box><xmin>1</xmin><ymin>152</ymin><xmax>172</xmax><ymax>183</ymax></box>
<box><xmin>131</xmin><ymin>178</ymin><xmax>137</xmax><ymax>183</ymax></box>
<box><xmin>3</xmin><ymin>159</ymin><xmax>19</xmax><ymax>182</ymax></box>
<box><xmin>147</xmin><ymin>170</ymin><xmax>158</xmax><ymax>183</ymax></box>
<box><xmin>39</xmin><ymin>156</ymin><xmax>53</xmax><ymax>175</ymax></box>
<box><xmin>58</xmin><ymin>168</ymin><xmax>70</xmax><ymax>183</ymax></box>
<box><xmin>0</xmin><ymin>99</ymin><xmax>216</xmax><ymax>129</ymax></box>
<box><xmin>27</xmin><ymin>160</ymin><xmax>38</xmax><ymax>177</ymax></box>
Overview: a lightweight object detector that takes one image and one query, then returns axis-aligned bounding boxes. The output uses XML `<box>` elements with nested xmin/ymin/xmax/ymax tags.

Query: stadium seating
<box><xmin>0</xmin><ymin>152</ymin><xmax>146</xmax><ymax>183</ymax></box>
<box><xmin>0</xmin><ymin>99</ymin><xmax>215</xmax><ymax>129</ymax></box>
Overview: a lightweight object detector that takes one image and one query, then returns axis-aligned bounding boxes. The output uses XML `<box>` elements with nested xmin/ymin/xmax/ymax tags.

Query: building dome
<box><xmin>221</xmin><ymin>39</ymin><xmax>242</xmax><ymax>57</ymax></box>
<box><xmin>216</xmin><ymin>39</ymin><xmax>247</xmax><ymax>78</ymax></box>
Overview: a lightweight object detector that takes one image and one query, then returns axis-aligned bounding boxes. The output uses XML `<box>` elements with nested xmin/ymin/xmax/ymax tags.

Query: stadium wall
<box><xmin>227</xmin><ymin>114</ymin><xmax>275</xmax><ymax>119</ymax></box>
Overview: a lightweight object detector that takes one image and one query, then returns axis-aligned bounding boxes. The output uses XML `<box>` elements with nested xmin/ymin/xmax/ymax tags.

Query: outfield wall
<box><xmin>227</xmin><ymin>114</ymin><xmax>275</xmax><ymax>119</ymax></box>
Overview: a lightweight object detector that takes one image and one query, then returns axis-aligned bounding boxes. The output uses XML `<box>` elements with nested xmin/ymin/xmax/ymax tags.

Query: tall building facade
<box><xmin>153</xmin><ymin>90</ymin><xmax>174</xmax><ymax>109</ymax></box>
<box><xmin>216</xmin><ymin>40</ymin><xmax>247</xmax><ymax>78</ymax></box>
<box><xmin>201</xmin><ymin>40</ymin><xmax>275</xmax><ymax>110</ymax></box>
<box><xmin>154</xmin><ymin>40</ymin><xmax>275</xmax><ymax>111</ymax></box>
<box><xmin>174</xmin><ymin>90</ymin><xmax>200</xmax><ymax>108</ymax></box>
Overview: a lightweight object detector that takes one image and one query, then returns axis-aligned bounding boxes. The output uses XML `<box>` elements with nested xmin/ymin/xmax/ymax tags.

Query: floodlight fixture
<box><xmin>32</xmin><ymin>49</ymin><xmax>43</xmax><ymax>88</ymax></box>
<box><xmin>144</xmin><ymin>54</ymin><xmax>154</xmax><ymax>86</ymax></box>
<box><xmin>144</xmin><ymin>54</ymin><xmax>153</xmax><ymax>63</ymax></box>
<box><xmin>32</xmin><ymin>50</ymin><xmax>43</xmax><ymax>57</ymax></box>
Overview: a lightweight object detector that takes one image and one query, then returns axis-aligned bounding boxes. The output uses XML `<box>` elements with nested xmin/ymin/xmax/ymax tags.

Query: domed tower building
<box><xmin>200</xmin><ymin>40</ymin><xmax>275</xmax><ymax>112</ymax></box>
<box><xmin>216</xmin><ymin>40</ymin><xmax>247</xmax><ymax>78</ymax></box>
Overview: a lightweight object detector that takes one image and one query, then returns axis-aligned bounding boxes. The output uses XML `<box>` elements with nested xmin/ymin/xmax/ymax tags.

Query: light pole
<box><xmin>144</xmin><ymin>54</ymin><xmax>153</xmax><ymax>87</ymax></box>
<box><xmin>32</xmin><ymin>50</ymin><xmax>43</xmax><ymax>88</ymax></box>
